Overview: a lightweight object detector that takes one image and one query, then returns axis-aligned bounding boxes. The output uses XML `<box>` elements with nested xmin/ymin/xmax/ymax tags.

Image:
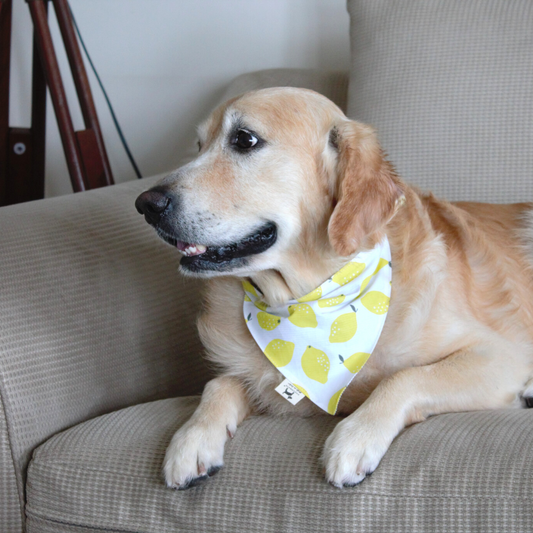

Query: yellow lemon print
<box><xmin>288</xmin><ymin>303</ymin><xmax>318</xmax><ymax>328</ymax></box>
<box><xmin>294</xmin><ymin>384</ymin><xmax>309</xmax><ymax>398</ymax></box>
<box><xmin>341</xmin><ymin>352</ymin><xmax>371</xmax><ymax>374</ymax></box>
<box><xmin>257</xmin><ymin>312</ymin><xmax>281</xmax><ymax>331</ymax></box>
<box><xmin>254</xmin><ymin>301</ymin><xmax>268</xmax><ymax>311</ymax></box>
<box><xmin>301</xmin><ymin>346</ymin><xmax>330</xmax><ymax>384</ymax></box>
<box><xmin>361</xmin><ymin>291</ymin><xmax>390</xmax><ymax>315</ymax></box>
<box><xmin>359</xmin><ymin>258</ymin><xmax>390</xmax><ymax>294</ymax></box>
<box><xmin>264</xmin><ymin>339</ymin><xmax>295</xmax><ymax>367</ymax></box>
<box><xmin>242</xmin><ymin>280</ymin><xmax>258</xmax><ymax>297</ymax></box>
<box><xmin>329</xmin><ymin>305</ymin><xmax>357</xmax><ymax>343</ymax></box>
<box><xmin>317</xmin><ymin>294</ymin><xmax>346</xmax><ymax>308</ymax></box>
<box><xmin>331</xmin><ymin>262</ymin><xmax>365</xmax><ymax>286</ymax></box>
<box><xmin>244</xmin><ymin>295</ymin><xmax>252</xmax><ymax>302</ymax></box>
<box><xmin>297</xmin><ymin>286</ymin><xmax>322</xmax><ymax>303</ymax></box>
<box><xmin>327</xmin><ymin>387</ymin><xmax>346</xmax><ymax>415</ymax></box>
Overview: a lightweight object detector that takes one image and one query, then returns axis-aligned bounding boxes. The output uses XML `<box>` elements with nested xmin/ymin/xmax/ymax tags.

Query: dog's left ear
<box><xmin>328</xmin><ymin>120</ymin><xmax>404</xmax><ymax>256</ymax></box>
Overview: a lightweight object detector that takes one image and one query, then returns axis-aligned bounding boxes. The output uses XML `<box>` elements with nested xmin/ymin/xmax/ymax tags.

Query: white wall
<box><xmin>9</xmin><ymin>0</ymin><xmax>350</xmax><ymax>198</ymax></box>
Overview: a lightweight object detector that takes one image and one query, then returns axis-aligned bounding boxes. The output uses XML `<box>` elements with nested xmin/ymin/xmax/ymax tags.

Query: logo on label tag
<box><xmin>275</xmin><ymin>379</ymin><xmax>305</xmax><ymax>405</ymax></box>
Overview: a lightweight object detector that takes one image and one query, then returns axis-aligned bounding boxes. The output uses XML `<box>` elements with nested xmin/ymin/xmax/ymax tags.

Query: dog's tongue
<box><xmin>176</xmin><ymin>241</ymin><xmax>207</xmax><ymax>257</ymax></box>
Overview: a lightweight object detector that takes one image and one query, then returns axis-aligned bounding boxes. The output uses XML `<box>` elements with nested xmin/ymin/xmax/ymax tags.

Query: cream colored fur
<box><xmin>153</xmin><ymin>88</ymin><xmax>533</xmax><ymax>489</ymax></box>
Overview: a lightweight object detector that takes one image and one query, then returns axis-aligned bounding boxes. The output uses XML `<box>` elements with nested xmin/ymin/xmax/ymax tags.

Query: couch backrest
<box><xmin>347</xmin><ymin>0</ymin><xmax>533</xmax><ymax>203</ymax></box>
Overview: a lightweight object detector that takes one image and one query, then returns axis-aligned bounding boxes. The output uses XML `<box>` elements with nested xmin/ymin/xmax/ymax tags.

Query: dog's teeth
<box><xmin>183</xmin><ymin>244</ymin><xmax>207</xmax><ymax>256</ymax></box>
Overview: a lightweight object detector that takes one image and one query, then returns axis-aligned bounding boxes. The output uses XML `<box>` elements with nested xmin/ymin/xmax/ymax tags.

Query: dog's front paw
<box><xmin>322</xmin><ymin>410</ymin><xmax>395</xmax><ymax>488</ymax></box>
<box><xmin>163</xmin><ymin>421</ymin><xmax>233</xmax><ymax>490</ymax></box>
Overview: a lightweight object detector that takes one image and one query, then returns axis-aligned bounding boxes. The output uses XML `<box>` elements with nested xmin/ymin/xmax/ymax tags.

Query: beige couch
<box><xmin>1</xmin><ymin>1</ymin><xmax>533</xmax><ymax>531</ymax></box>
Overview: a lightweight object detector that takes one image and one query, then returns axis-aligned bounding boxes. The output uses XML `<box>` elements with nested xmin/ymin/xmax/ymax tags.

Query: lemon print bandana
<box><xmin>243</xmin><ymin>237</ymin><xmax>392</xmax><ymax>415</ymax></box>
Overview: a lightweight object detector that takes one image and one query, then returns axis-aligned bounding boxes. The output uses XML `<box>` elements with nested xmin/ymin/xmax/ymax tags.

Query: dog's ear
<box><xmin>328</xmin><ymin>121</ymin><xmax>403</xmax><ymax>256</ymax></box>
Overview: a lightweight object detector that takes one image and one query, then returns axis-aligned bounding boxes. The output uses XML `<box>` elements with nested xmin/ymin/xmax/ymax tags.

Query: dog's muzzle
<box><xmin>135</xmin><ymin>186</ymin><xmax>278</xmax><ymax>272</ymax></box>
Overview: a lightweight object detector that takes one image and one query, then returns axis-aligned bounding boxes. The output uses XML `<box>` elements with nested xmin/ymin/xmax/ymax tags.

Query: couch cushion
<box><xmin>26</xmin><ymin>397</ymin><xmax>533</xmax><ymax>532</ymax></box>
<box><xmin>347</xmin><ymin>0</ymin><xmax>533</xmax><ymax>203</ymax></box>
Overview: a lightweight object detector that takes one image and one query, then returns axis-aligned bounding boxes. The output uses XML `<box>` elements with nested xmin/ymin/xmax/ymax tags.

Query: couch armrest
<box><xmin>0</xmin><ymin>176</ymin><xmax>211</xmax><ymax>508</ymax></box>
<box><xmin>221</xmin><ymin>68</ymin><xmax>349</xmax><ymax>112</ymax></box>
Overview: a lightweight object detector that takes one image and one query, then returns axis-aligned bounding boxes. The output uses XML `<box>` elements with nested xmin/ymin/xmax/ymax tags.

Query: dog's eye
<box><xmin>234</xmin><ymin>130</ymin><xmax>258</xmax><ymax>150</ymax></box>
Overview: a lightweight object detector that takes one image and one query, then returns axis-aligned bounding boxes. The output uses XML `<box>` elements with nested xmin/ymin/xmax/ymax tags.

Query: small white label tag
<box><xmin>275</xmin><ymin>379</ymin><xmax>305</xmax><ymax>405</ymax></box>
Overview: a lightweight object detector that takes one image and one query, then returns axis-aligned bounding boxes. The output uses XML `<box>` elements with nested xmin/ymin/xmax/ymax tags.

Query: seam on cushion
<box><xmin>28</xmin><ymin>462</ymin><xmax>533</xmax><ymax>500</ymax></box>
<box><xmin>27</xmin><ymin>511</ymin><xmax>142</xmax><ymax>533</ymax></box>
<box><xmin>30</xmin><ymin>461</ymin><xmax>160</xmax><ymax>483</ymax></box>
<box><xmin>25</xmin><ymin>488</ymin><xmax>533</xmax><ymax>533</ymax></box>
<box><xmin>0</xmin><ymin>367</ymin><xmax>26</xmax><ymax>530</ymax></box>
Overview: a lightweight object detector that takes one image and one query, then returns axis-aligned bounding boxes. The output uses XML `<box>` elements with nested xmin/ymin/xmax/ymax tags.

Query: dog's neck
<box><xmin>249</xmin><ymin>236</ymin><xmax>381</xmax><ymax>307</ymax></box>
<box><xmin>250</xmin><ymin>258</ymin><xmax>345</xmax><ymax>307</ymax></box>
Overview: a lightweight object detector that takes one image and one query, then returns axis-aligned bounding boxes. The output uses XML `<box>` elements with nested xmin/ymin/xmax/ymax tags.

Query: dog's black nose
<box><xmin>135</xmin><ymin>189</ymin><xmax>171</xmax><ymax>226</ymax></box>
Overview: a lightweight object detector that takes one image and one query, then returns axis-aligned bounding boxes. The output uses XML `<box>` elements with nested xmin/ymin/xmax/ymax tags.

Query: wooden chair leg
<box><xmin>28</xmin><ymin>0</ymin><xmax>87</xmax><ymax>193</ymax></box>
<box><xmin>53</xmin><ymin>0</ymin><xmax>113</xmax><ymax>188</ymax></box>
<box><xmin>29</xmin><ymin>6</ymin><xmax>48</xmax><ymax>201</ymax></box>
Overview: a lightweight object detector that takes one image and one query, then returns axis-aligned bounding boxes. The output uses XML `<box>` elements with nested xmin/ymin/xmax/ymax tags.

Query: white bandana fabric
<box><xmin>243</xmin><ymin>237</ymin><xmax>392</xmax><ymax>415</ymax></box>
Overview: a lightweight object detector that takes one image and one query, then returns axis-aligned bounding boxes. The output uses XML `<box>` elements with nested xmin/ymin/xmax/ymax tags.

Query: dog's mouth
<box><xmin>156</xmin><ymin>222</ymin><xmax>277</xmax><ymax>272</ymax></box>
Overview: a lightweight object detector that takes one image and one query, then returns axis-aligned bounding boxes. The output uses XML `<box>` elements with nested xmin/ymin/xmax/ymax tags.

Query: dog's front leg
<box><xmin>164</xmin><ymin>375</ymin><xmax>252</xmax><ymax>489</ymax></box>
<box><xmin>323</xmin><ymin>343</ymin><xmax>525</xmax><ymax>488</ymax></box>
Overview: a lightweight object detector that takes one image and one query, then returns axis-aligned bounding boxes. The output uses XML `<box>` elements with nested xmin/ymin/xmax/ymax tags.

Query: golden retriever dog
<box><xmin>135</xmin><ymin>87</ymin><xmax>533</xmax><ymax>489</ymax></box>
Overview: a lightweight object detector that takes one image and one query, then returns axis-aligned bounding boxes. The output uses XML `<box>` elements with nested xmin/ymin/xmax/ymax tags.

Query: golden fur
<box><xmin>146</xmin><ymin>88</ymin><xmax>533</xmax><ymax>489</ymax></box>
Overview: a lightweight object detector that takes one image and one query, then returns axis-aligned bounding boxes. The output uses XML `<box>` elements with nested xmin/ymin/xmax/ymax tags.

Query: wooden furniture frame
<box><xmin>0</xmin><ymin>0</ymin><xmax>113</xmax><ymax>207</ymax></box>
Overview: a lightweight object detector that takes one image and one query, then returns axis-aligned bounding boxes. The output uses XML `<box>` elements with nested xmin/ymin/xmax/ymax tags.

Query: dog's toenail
<box><xmin>179</xmin><ymin>474</ymin><xmax>208</xmax><ymax>490</ymax></box>
<box><xmin>207</xmin><ymin>465</ymin><xmax>222</xmax><ymax>477</ymax></box>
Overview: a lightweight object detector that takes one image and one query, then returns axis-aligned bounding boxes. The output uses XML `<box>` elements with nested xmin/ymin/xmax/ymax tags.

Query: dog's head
<box><xmin>136</xmin><ymin>88</ymin><xmax>403</xmax><ymax>281</ymax></box>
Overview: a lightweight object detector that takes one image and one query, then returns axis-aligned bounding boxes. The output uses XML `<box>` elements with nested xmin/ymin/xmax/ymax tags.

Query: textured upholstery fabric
<box><xmin>347</xmin><ymin>0</ymin><xmax>533</xmax><ymax>203</ymax></box>
<box><xmin>26</xmin><ymin>397</ymin><xmax>533</xmax><ymax>533</ymax></box>
<box><xmin>0</xmin><ymin>395</ymin><xmax>22</xmax><ymax>532</ymax></box>
<box><xmin>0</xmin><ymin>176</ymin><xmax>211</xmax><ymax>530</ymax></box>
<box><xmin>222</xmin><ymin>68</ymin><xmax>349</xmax><ymax>112</ymax></box>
